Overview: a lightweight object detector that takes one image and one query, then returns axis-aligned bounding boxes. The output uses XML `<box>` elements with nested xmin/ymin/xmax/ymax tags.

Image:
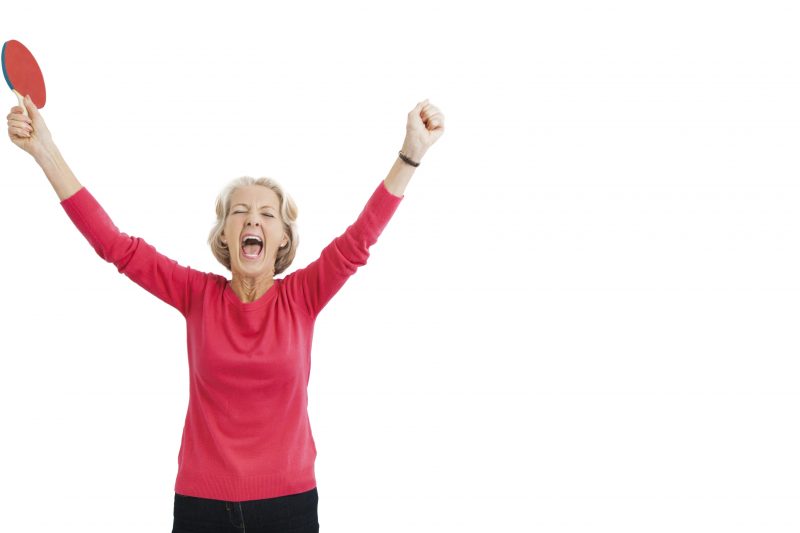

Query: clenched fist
<box><xmin>401</xmin><ymin>99</ymin><xmax>445</xmax><ymax>163</ymax></box>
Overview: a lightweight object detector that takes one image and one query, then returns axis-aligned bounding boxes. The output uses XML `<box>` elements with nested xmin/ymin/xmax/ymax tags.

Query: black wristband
<box><xmin>398</xmin><ymin>150</ymin><xmax>420</xmax><ymax>167</ymax></box>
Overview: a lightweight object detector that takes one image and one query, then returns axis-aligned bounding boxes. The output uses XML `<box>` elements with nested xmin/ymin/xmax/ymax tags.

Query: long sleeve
<box><xmin>285</xmin><ymin>180</ymin><xmax>404</xmax><ymax>319</ymax></box>
<box><xmin>60</xmin><ymin>187</ymin><xmax>205</xmax><ymax>318</ymax></box>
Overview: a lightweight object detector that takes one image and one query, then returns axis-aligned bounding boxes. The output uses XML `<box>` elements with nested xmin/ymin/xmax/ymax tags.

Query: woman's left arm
<box><xmin>383</xmin><ymin>99</ymin><xmax>445</xmax><ymax>196</ymax></box>
<box><xmin>285</xmin><ymin>100</ymin><xmax>445</xmax><ymax>319</ymax></box>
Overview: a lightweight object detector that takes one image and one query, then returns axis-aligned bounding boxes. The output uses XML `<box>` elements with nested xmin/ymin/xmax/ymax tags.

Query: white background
<box><xmin>1</xmin><ymin>1</ymin><xmax>800</xmax><ymax>531</ymax></box>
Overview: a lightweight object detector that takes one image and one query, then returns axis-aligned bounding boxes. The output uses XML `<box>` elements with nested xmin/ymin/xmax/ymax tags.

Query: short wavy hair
<box><xmin>207</xmin><ymin>176</ymin><xmax>299</xmax><ymax>275</ymax></box>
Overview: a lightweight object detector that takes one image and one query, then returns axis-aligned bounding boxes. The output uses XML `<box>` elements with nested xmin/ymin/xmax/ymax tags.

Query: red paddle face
<box><xmin>2</xmin><ymin>40</ymin><xmax>46</xmax><ymax>108</ymax></box>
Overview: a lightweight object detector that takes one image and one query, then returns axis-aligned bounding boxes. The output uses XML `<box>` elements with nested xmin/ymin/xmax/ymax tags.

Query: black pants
<box><xmin>172</xmin><ymin>487</ymin><xmax>319</xmax><ymax>533</ymax></box>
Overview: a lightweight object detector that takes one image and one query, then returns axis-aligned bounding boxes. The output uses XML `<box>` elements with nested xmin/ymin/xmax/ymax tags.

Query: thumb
<box><xmin>24</xmin><ymin>95</ymin><xmax>39</xmax><ymax>116</ymax></box>
<box><xmin>409</xmin><ymin>100</ymin><xmax>425</xmax><ymax>123</ymax></box>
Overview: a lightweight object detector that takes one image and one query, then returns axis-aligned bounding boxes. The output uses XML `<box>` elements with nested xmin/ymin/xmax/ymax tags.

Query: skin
<box><xmin>7</xmin><ymin>95</ymin><xmax>446</xmax><ymax>303</ymax></box>
<box><xmin>222</xmin><ymin>185</ymin><xmax>289</xmax><ymax>302</ymax></box>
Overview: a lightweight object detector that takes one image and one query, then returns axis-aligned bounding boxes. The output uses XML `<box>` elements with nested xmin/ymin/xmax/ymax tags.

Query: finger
<box><xmin>411</xmin><ymin>100</ymin><xmax>428</xmax><ymax>113</ymax></box>
<box><xmin>9</xmin><ymin>118</ymin><xmax>33</xmax><ymax>131</ymax></box>
<box><xmin>11</xmin><ymin>125</ymin><xmax>31</xmax><ymax>137</ymax></box>
<box><xmin>10</xmin><ymin>126</ymin><xmax>31</xmax><ymax>138</ymax></box>
<box><xmin>423</xmin><ymin>107</ymin><xmax>441</xmax><ymax>119</ymax></box>
<box><xmin>8</xmin><ymin>115</ymin><xmax>32</xmax><ymax>126</ymax></box>
<box><xmin>9</xmin><ymin>124</ymin><xmax>33</xmax><ymax>134</ymax></box>
<box><xmin>423</xmin><ymin>115</ymin><xmax>441</xmax><ymax>127</ymax></box>
<box><xmin>7</xmin><ymin>112</ymin><xmax>32</xmax><ymax>124</ymax></box>
<box><xmin>428</xmin><ymin>117</ymin><xmax>444</xmax><ymax>128</ymax></box>
<box><xmin>409</xmin><ymin>108</ymin><xmax>426</xmax><ymax>125</ymax></box>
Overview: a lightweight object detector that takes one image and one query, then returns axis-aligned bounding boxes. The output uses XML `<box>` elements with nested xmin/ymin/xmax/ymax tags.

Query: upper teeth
<box><xmin>242</xmin><ymin>235</ymin><xmax>263</xmax><ymax>245</ymax></box>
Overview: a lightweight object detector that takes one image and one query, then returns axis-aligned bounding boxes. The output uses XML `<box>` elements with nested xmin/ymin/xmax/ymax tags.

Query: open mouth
<box><xmin>241</xmin><ymin>235</ymin><xmax>264</xmax><ymax>260</ymax></box>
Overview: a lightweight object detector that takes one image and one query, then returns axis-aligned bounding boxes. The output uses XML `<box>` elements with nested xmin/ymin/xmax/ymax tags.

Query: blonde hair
<box><xmin>207</xmin><ymin>176</ymin><xmax>299</xmax><ymax>274</ymax></box>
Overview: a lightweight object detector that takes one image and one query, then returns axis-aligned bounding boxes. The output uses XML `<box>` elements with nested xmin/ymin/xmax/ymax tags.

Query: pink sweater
<box><xmin>60</xmin><ymin>180</ymin><xmax>403</xmax><ymax>501</ymax></box>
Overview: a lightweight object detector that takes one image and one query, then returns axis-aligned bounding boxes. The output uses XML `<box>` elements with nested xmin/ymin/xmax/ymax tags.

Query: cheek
<box><xmin>223</xmin><ymin>222</ymin><xmax>237</xmax><ymax>245</ymax></box>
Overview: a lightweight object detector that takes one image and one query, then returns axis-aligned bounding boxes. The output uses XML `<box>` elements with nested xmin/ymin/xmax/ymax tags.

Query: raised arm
<box><xmin>7</xmin><ymin>95</ymin><xmax>81</xmax><ymax>201</ymax></box>
<box><xmin>7</xmin><ymin>96</ymin><xmax>203</xmax><ymax>317</ymax></box>
<box><xmin>283</xmin><ymin>99</ymin><xmax>445</xmax><ymax>318</ymax></box>
<box><xmin>285</xmin><ymin>179</ymin><xmax>404</xmax><ymax>318</ymax></box>
<box><xmin>59</xmin><ymin>186</ymin><xmax>203</xmax><ymax>317</ymax></box>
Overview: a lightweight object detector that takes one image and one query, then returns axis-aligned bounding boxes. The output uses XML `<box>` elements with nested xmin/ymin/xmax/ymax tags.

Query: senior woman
<box><xmin>7</xmin><ymin>94</ymin><xmax>444</xmax><ymax>532</ymax></box>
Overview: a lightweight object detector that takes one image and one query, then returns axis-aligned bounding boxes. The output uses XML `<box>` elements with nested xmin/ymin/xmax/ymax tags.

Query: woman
<box><xmin>7</xmin><ymin>95</ymin><xmax>444</xmax><ymax>532</ymax></box>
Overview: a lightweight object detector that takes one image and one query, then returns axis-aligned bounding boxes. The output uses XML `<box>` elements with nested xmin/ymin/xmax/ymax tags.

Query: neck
<box><xmin>229</xmin><ymin>274</ymin><xmax>274</xmax><ymax>303</ymax></box>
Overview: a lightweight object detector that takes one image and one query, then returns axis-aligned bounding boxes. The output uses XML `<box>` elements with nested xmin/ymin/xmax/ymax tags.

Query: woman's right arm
<box><xmin>36</xmin><ymin>143</ymin><xmax>84</xmax><ymax>201</ymax></box>
<box><xmin>7</xmin><ymin>97</ymin><xmax>205</xmax><ymax>317</ymax></box>
<box><xmin>6</xmin><ymin>95</ymin><xmax>80</xmax><ymax>200</ymax></box>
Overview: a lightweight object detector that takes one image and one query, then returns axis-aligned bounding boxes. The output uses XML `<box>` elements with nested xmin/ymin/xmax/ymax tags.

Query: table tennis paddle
<box><xmin>2</xmin><ymin>39</ymin><xmax>46</xmax><ymax>118</ymax></box>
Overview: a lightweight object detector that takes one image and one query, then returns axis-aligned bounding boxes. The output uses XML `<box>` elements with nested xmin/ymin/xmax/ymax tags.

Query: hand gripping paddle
<box><xmin>2</xmin><ymin>39</ymin><xmax>46</xmax><ymax>117</ymax></box>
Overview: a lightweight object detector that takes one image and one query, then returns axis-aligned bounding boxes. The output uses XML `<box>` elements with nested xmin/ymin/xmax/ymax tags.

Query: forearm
<box><xmin>35</xmin><ymin>144</ymin><xmax>83</xmax><ymax>202</ymax></box>
<box><xmin>383</xmin><ymin>155</ymin><xmax>415</xmax><ymax>197</ymax></box>
<box><xmin>384</xmin><ymin>140</ymin><xmax>426</xmax><ymax>197</ymax></box>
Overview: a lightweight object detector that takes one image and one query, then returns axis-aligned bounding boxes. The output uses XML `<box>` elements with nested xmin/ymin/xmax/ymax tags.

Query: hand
<box><xmin>7</xmin><ymin>94</ymin><xmax>55</xmax><ymax>160</ymax></box>
<box><xmin>401</xmin><ymin>99</ymin><xmax>445</xmax><ymax>163</ymax></box>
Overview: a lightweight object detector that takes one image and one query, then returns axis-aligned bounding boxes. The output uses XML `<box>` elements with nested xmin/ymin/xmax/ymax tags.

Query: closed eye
<box><xmin>232</xmin><ymin>211</ymin><xmax>273</xmax><ymax>217</ymax></box>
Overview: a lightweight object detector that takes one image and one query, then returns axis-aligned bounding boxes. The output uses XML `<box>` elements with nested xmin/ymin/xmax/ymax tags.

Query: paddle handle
<box><xmin>12</xmin><ymin>89</ymin><xmax>29</xmax><ymax>118</ymax></box>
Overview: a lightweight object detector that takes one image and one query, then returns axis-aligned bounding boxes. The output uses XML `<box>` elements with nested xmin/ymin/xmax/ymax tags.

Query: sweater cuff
<box><xmin>60</xmin><ymin>186</ymin><xmax>90</xmax><ymax>209</ymax></box>
<box><xmin>369</xmin><ymin>179</ymin><xmax>404</xmax><ymax>218</ymax></box>
<box><xmin>380</xmin><ymin>179</ymin><xmax>404</xmax><ymax>200</ymax></box>
<box><xmin>346</xmin><ymin>180</ymin><xmax>403</xmax><ymax>242</ymax></box>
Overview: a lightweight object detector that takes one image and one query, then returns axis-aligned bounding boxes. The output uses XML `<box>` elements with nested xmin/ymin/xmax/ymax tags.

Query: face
<box><xmin>222</xmin><ymin>185</ymin><xmax>288</xmax><ymax>277</ymax></box>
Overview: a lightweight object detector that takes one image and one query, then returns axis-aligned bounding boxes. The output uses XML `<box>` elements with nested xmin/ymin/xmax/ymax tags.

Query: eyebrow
<box><xmin>232</xmin><ymin>203</ymin><xmax>276</xmax><ymax>210</ymax></box>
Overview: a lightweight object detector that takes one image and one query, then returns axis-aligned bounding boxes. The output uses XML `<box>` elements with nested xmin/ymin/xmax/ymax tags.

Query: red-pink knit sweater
<box><xmin>60</xmin><ymin>180</ymin><xmax>403</xmax><ymax>501</ymax></box>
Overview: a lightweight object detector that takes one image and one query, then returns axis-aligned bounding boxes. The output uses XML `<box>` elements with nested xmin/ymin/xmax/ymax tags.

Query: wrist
<box><xmin>400</xmin><ymin>140</ymin><xmax>426</xmax><ymax>163</ymax></box>
<box><xmin>397</xmin><ymin>151</ymin><xmax>420</xmax><ymax>168</ymax></box>
<box><xmin>399</xmin><ymin>148</ymin><xmax>425</xmax><ymax>166</ymax></box>
<box><xmin>34</xmin><ymin>142</ymin><xmax>60</xmax><ymax>167</ymax></box>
